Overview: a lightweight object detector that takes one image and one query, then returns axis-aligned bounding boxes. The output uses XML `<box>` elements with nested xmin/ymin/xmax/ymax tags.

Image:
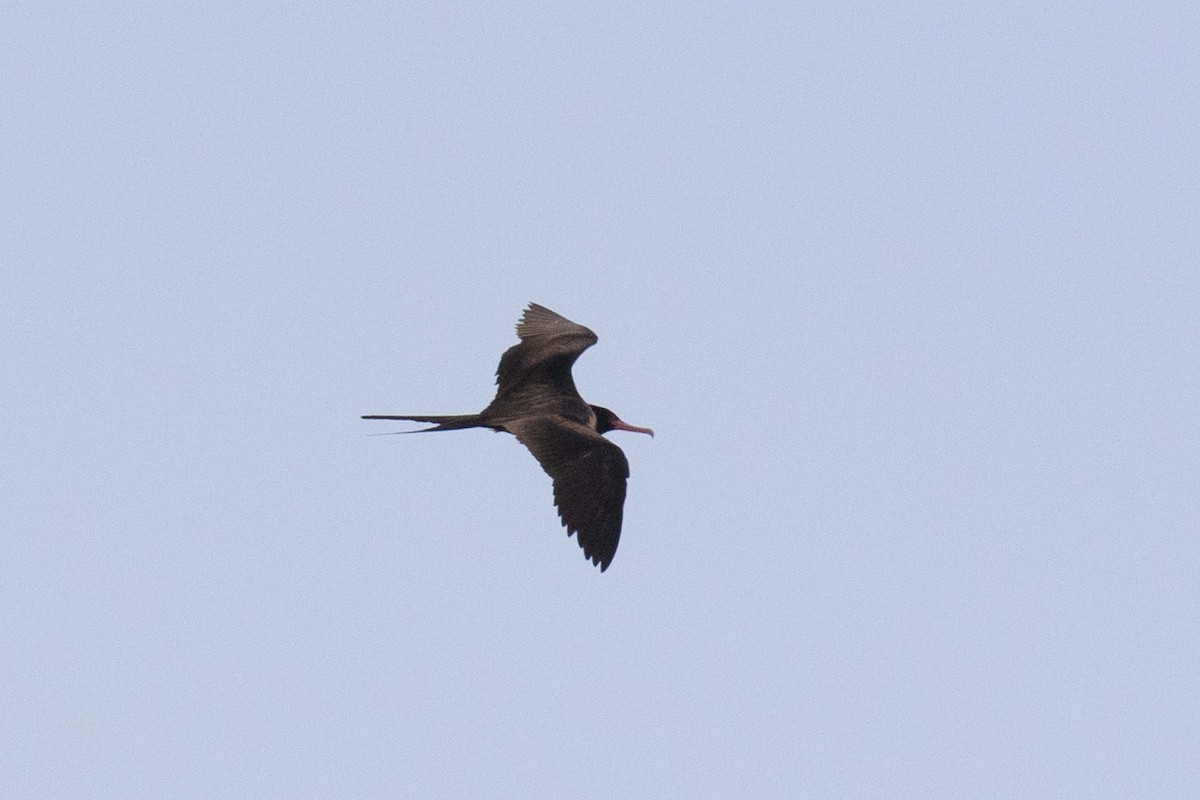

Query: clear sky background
<box><xmin>3</xmin><ymin>3</ymin><xmax>1197</xmax><ymax>798</ymax></box>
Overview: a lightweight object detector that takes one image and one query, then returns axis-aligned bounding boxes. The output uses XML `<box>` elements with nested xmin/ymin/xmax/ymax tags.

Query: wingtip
<box><xmin>517</xmin><ymin>301</ymin><xmax>554</xmax><ymax>323</ymax></box>
<box><xmin>588</xmin><ymin>547</ymin><xmax>615</xmax><ymax>572</ymax></box>
<box><xmin>513</xmin><ymin>302</ymin><xmax>598</xmax><ymax>346</ymax></box>
<box><xmin>519</xmin><ymin>301</ymin><xmax>544</xmax><ymax>320</ymax></box>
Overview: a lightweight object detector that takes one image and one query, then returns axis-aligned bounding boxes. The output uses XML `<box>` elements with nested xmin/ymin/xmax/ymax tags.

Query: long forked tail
<box><xmin>360</xmin><ymin>413</ymin><xmax>490</xmax><ymax>432</ymax></box>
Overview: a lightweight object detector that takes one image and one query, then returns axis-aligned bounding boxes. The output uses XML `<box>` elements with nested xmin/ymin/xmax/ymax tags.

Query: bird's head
<box><xmin>591</xmin><ymin>406</ymin><xmax>654</xmax><ymax>438</ymax></box>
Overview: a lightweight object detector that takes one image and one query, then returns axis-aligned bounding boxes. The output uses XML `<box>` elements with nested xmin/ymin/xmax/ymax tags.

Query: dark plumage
<box><xmin>363</xmin><ymin>303</ymin><xmax>653</xmax><ymax>571</ymax></box>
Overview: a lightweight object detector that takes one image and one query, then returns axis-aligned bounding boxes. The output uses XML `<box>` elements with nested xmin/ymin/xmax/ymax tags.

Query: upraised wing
<box><xmin>493</xmin><ymin>303</ymin><xmax>598</xmax><ymax>399</ymax></box>
<box><xmin>507</xmin><ymin>415</ymin><xmax>630</xmax><ymax>571</ymax></box>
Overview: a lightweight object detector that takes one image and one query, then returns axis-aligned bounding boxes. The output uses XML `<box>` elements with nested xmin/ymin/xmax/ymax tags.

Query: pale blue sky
<box><xmin>3</xmin><ymin>3</ymin><xmax>1198</xmax><ymax>798</ymax></box>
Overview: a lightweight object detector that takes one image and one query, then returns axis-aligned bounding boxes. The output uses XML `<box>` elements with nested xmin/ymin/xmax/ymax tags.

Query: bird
<box><xmin>362</xmin><ymin>303</ymin><xmax>653</xmax><ymax>572</ymax></box>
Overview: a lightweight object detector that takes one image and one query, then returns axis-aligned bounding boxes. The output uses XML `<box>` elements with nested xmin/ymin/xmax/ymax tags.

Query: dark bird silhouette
<box><xmin>362</xmin><ymin>303</ymin><xmax>653</xmax><ymax>571</ymax></box>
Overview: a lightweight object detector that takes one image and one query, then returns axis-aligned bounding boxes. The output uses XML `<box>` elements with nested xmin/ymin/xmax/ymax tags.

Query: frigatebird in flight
<box><xmin>363</xmin><ymin>303</ymin><xmax>653</xmax><ymax>571</ymax></box>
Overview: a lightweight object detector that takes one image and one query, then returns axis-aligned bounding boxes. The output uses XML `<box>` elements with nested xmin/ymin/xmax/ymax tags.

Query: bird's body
<box><xmin>363</xmin><ymin>303</ymin><xmax>653</xmax><ymax>571</ymax></box>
